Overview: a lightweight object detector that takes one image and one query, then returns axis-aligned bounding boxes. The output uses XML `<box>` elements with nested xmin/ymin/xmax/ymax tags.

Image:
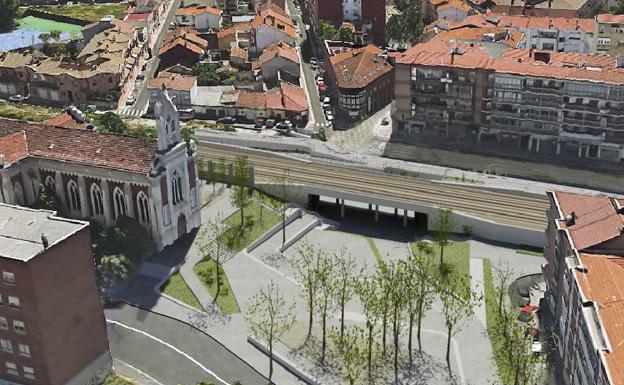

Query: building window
<box><xmin>136</xmin><ymin>192</ymin><xmax>150</xmax><ymax>224</ymax></box>
<box><xmin>90</xmin><ymin>184</ymin><xmax>104</xmax><ymax>216</ymax></box>
<box><xmin>113</xmin><ymin>187</ymin><xmax>127</xmax><ymax>219</ymax></box>
<box><xmin>7</xmin><ymin>296</ymin><xmax>20</xmax><ymax>309</ymax></box>
<box><xmin>67</xmin><ymin>180</ymin><xmax>81</xmax><ymax>212</ymax></box>
<box><xmin>18</xmin><ymin>344</ymin><xmax>30</xmax><ymax>358</ymax></box>
<box><xmin>172</xmin><ymin>171</ymin><xmax>183</xmax><ymax>205</ymax></box>
<box><xmin>0</xmin><ymin>317</ymin><xmax>8</xmax><ymax>330</ymax></box>
<box><xmin>23</xmin><ymin>367</ymin><xmax>34</xmax><ymax>380</ymax></box>
<box><xmin>5</xmin><ymin>362</ymin><xmax>17</xmax><ymax>376</ymax></box>
<box><xmin>0</xmin><ymin>339</ymin><xmax>12</xmax><ymax>353</ymax></box>
<box><xmin>3</xmin><ymin>272</ymin><xmax>14</xmax><ymax>284</ymax></box>
<box><xmin>13</xmin><ymin>321</ymin><xmax>25</xmax><ymax>334</ymax></box>
<box><xmin>44</xmin><ymin>176</ymin><xmax>56</xmax><ymax>193</ymax></box>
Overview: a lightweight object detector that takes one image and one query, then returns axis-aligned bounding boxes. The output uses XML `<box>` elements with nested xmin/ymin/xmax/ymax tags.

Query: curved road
<box><xmin>196</xmin><ymin>142</ymin><xmax>549</xmax><ymax>230</ymax></box>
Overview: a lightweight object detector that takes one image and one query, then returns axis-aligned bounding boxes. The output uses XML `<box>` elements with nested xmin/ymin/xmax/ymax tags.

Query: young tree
<box><xmin>231</xmin><ymin>155</ymin><xmax>252</xmax><ymax>229</ymax></box>
<box><xmin>334</xmin><ymin>248</ymin><xmax>361</xmax><ymax>341</ymax></box>
<box><xmin>493</xmin><ymin>260</ymin><xmax>515</xmax><ymax>315</ymax></box>
<box><xmin>330</xmin><ymin>326</ymin><xmax>367</xmax><ymax>385</ymax></box>
<box><xmin>198</xmin><ymin>213</ymin><xmax>228</xmax><ymax>303</ymax></box>
<box><xmin>32</xmin><ymin>184</ymin><xmax>61</xmax><ymax>212</ymax></box>
<box><xmin>215</xmin><ymin>157</ymin><xmax>227</xmax><ymax>188</ymax></box>
<box><xmin>375</xmin><ymin>261</ymin><xmax>393</xmax><ymax>357</ymax></box>
<box><xmin>246</xmin><ymin>280</ymin><xmax>295</xmax><ymax>381</ymax></box>
<box><xmin>291</xmin><ymin>241</ymin><xmax>323</xmax><ymax>341</ymax></box>
<box><xmin>440</xmin><ymin>274</ymin><xmax>480</xmax><ymax>370</ymax></box>
<box><xmin>406</xmin><ymin>241</ymin><xmax>436</xmax><ymax>361</ymax></box>
<box><xmin>272</xmin><ymin>169</ymin><xmax>292</xmax><ymax>246</ymax></box>
<box><xmin>355</xmin><ymin>274</ymin><xmax>382</xmax><ymax>378</ymax></box>
<box><xmin>386</xmin><ymin>260</ymin><xmax>407</xmax><ymax>385</ymax></box>
<box><xmin>316</xmin><ymin>251</ymin><xmax>338</xmax><ymax>364</ymax></box>
<box><xmin>434</xmin><ymin>207</ymin><xmax>455</xmax><ymax>268</ymax></box>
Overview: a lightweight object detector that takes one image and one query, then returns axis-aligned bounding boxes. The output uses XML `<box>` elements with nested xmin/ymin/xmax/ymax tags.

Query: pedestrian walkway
<box><xmin>118</xmin><ymin>105</ymin><xmax>146</xmax><ymax>118</ymax></box>
<box><xmin>470</xmin><ymin>258</ymin><xmax>486</xmax><ymax>326</ymax></box>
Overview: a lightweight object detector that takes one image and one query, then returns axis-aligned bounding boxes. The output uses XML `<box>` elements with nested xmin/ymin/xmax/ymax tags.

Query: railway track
<box><xmin>197</xmin><ymin>142</ymin><xmax>549</xmax><ymax>230</ymax></box>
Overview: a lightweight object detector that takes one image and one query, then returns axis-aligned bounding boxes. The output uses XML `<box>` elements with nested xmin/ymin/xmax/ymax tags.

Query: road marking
<box><xmin>106</xmin><ymin>319</ymin><xmax>232</xmax><ymax>385</ymax></box>
<box><xmin>114</xmin><ymin>358</ymin><xmax>165</xmax><ymax>385</ymax></box>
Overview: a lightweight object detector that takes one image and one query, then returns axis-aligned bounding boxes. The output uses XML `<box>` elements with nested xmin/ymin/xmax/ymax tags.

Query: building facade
<box><xmin>595</xmin><ymin>14</ymin><xmax>624</xmax><ymax>56</ymax></box>
<box><xmin>543</xmin><ymin>191</ymin><xmax>624</xmax><ymax>385</ymax></box>
<box><xmin>393</xmin><ymin>39</ymin><xmax>624</xmax><ymax>171</ymax></box>
<box><xmin>0</xmin><ymin>204</ymin><xmax>111</xmax><ymax>385</ymax></box>
<box><xmin>175</xmin><ymin>5</ymin><xmax>222</xmax><ymax>30</ymax></box>
<box><xmin>308</xmin><ymin>0</ymin><xmax>385</xmax><ymax>45</ymax></box>
<box><xmin>0</xmin><ymin>89</ymin><xmax>201</xmax><ymax>250</ymax></box>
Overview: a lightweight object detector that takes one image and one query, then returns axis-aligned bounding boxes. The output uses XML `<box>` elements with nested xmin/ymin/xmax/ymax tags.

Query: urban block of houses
<box><xmin>544</xmin><ymin>191</ymin><xmax>624</xmax><ymax>385</ymax></box>
<box><xmin>324</xmin><ymin>42</ymin><xmax>395</xmax><ymax>122</ymax></box>
<box><xmin>431</xmin><ymin>0</ymin><xmax>476</xmax><ymax>22</ymax></box>
<box><xmin>426</xmin><ymin>23</ymin><xmax>525</xmax><ymax>48</ymax></box>
<box><xmin>251</xmin><ymin>5</ymin><xmax>296</xmax><ymax>52</ymax></box>
<box><xmin>124</xmin><ymin>0</ymin><xmax>174</xmax><ymax>49</ymax></box>
<box><xmin>596</xmin><ymin>14</ymin><xmax>624</xmax><ymax>56</ymax></box>
<box><xmin>159</xmin><ymin>28</ymin><xmax>209</xmax><ymax>71</ymax></box>
<box><xmin>258</xmin><ymin>41</ymin><xmax>300</xmax><ymax>87</ymax></box>
<box><xmin>217</xmin><ymin>23</ymin><xmax>253</xmax><ymax>51</ymax></box>
<box><xmin>191</xmin><ymin>85</ymin><xmax>237</xmax><ymax>117</ymax></box>
<box><xmin>176</xmin><ymin>4</ymin><xmax>222</xmax><ymax>30</ymax></box>
<box><xmin>393</xmin><ymin>38</ymin><xmax>624</xmax><ymax>170</ymax></box>
<box><xmin>0</xmin><ymin>89</ymin><xmax>201</xmax><ymax>250</ymax></box>
<box><xmin>489</xmin><ymin>0</ymin><xmax>607</xmax><ymax>18</ymax></box>
<box><xmin>0</xmin><ymin>18</ymin><xmax>146</xmax><ymax>109</ymax></box>
<box><xmin>148</xmin><ymin>72</ymin><xmax>198</xmax><ymax>112</ymax></box>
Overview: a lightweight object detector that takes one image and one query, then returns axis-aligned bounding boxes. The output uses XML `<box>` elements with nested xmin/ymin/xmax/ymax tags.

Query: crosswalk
<box><xmin>118</xmin><ymin>106</ymin><xmax>147</xmax><ymax>118</ymax></box>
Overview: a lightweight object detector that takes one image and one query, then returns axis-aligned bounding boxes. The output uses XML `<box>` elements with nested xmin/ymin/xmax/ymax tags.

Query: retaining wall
<box><xmin>22</xmin><ymin>8</ymin><xmax>91</xmax><ymax>26</ymax></box>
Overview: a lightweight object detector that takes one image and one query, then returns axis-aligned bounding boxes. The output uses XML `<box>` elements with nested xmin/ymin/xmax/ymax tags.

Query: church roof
<box><xmin>0</xmin><ymin>118</ymin><xmax>156</xmax><ymax>174</ymax></box>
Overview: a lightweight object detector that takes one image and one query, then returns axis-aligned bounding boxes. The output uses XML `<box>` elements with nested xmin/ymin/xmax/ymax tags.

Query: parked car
<box><xmin>325</xmin><ymin>110</ymin><xmax>333</xmax><ymax>121</ymax></box>
<box><xmin>136</xmin><ymin>73</ymin><xmax>145</xmax><ymax>81</ymax></box>
<box><xmin>126</xmin><ymin>94</ymin><xmax>136</xmax><ymax>105</ymax></box>
<box><xmin>217</xmin><ymin>116</ymin><xmax>236</xmax><ymax>124</ymax></box>
<box><xmin>310</xmin><ymin>57</ymin><xmax>318</xmax><ymax>70</ymax></box>
<box><xmin>254</xmin><ymin>118</ymin><xmax>265</xmax><ymax>128</ymax></box>
<box><xmin>8</xmin><ymin>94</ymin><xmax>26</xmax><ymax>103</ymax></box>
<box><xmin>276</xmin><ymin>120</ymin><xmax>293</xmax><ymax>130</ymax></box>
<box><xmin>265</xmin><ymin>119</ymin><xmax>276</xmax><ymax>128</ymax></box>
<box><xmin>322</xmin><ymin>96</ymin><xmax>330</xmax><ymax>108</ymax></box>
<box><xmin>316</xmin><ymin>76</ymin><xmax>324</xmax><ymax>85</ymax></box>
<box><xmin>381</xmin><ymin>117</ymin><xmax>390</xmax><ymax>125</ymax></box>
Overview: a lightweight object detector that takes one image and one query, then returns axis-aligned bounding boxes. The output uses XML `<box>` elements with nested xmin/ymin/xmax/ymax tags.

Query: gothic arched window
<box><xmin>67</xmin><ymin>180</ymin><xmax>81</xmax><ymax>212</ymax></box>
<box><xmin>171</xmin><ymin>171</ymin><xmax>183</xmax><ymax>205</ymax></box>
<box><xmin>113</xmin><ymin>187</ymin><xmax>127</xmax><ymax>220</ymax></box>
<box><xmin>44</xmin><ymin>176</ymin><xmax>56</xmax><ymax>193</ymax></box>
<box><xmin>136</xmin><ymin>192</ymin><xmax>150</xmax><ymax>224</ymax></box>
<box><xmin>90</xmin><ymin>184</ymin><xmax>104</xmax><ymax>216</ymax></box>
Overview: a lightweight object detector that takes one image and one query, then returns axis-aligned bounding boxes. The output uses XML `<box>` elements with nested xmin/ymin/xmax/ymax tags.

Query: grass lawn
<box><xmin>103</xmin><ymin>375</ymin><xmax>138</xmax><ymax>385</ymax></box>
<box><xmin>516</xmin><ymin>246</ymin><xmax>544</xmax><ymax>257</ymax></box>
<box><xmin>218</xmin><ymin>202</ymin><xmax>280</xmax><ymax>252</ymax></box>
<box><xmin>0</xmin><ymin>101</ymin><xmax>61</xmax><ymax>122</ymax></box>
<box><xmin>161</xmin><ymin>272</ymin><xmax>202</xmax><ymax>310</ymax></box>
<box><xmin>410</xmin><ymin>241</ymin><xmax>471</xmax><ymax>279</ymax></box>
<box><xmin>365</xmin><ymin>237</ymin><xmax>383</xmax><ymax>265</ymax></box>
<box><xmin>194</xmin><ymin>259</ymin><xmax>240</xmax><ymax>314</ymax></box>
<box><xmin>32</xmin><ymin>3</ymin><xmax>128</xmax><ymax>22</ymax></box>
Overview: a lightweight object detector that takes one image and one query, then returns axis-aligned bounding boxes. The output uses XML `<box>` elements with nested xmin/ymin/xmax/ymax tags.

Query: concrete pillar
<box><xmin>403</xmin><ymin>209</ymin><xmax>408</xmax><ymax>227</ymax></box>
<box><xmin>394</xmin><ymin>208</ymin><xmax>398</xmax><ymax>216</ymax></box>
<box><xmin>1</xmin><ymin>173</ymin><xmax>14</xmax><ymax>204</ymax></box>
<box><xmin>54</xmin><ymin>172</ymin><xmax>66</xmax><ymax>208</ymax></box>
<box><xmin>124</xmin><ymin>182</ymin><xmax>135</xmax><ymax>218</ymax></box>
<box><xmin>375</xmin><ymin>205</ymin><xmax>379</xmax><ymax>222</ymax></box>
<box><xmin>336</xmin><ymin>198</ymin><xmax>340</xmax><ymax>204</ymax></box>
<box><xmin>368</xmin><ymin>203</ymin><xmax>372</xmax><ymax>211</ymax></box>
<box><xmin>340</xmin><ymin>199</ymin><xmax>345</xmax><ymax>218</ymax></box>
<box><xmin>100</xmin><ymin>180</ymin><xmax>113</xmax><ymax>226</ymax></box>
<box><xmin>77</xmin><ymin>175</ymin><xmax>89</xmax><ymax>218</ymax></box>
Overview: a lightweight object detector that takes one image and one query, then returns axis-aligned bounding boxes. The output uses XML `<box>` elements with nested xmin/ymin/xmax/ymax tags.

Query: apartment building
<box><xmin>0</xmin><ymin>19</ymin><xmax>146</xmax><ymax>109</ymax></box>
<box><xmin>543</xmin><ymin>191</ymin><xmax>624</xmax><ymax>385</ymax></box>
<box><xmin>0</xmin><ymin>204</ymin><xmax>111</xmax><ymax>385</ymax></box>
<box><xmin>251</xmin><ymin>5</ymin><xmax>296</xmax><ymax>52</ymax></box>
<box><xmin>307</xmin><ymin>0</ymin><xmax>385</xmax><ymax>45</ymax></box>
<box><xmin>324</xmin><ymin>42</ymin><xmax>395</xmax><ymax>122</ymax></box>
<box><xmin>490</xmin><ymin>0</ymin><xmax>607</xmax><ymax>18</ymax></box>
<box><xmin>393</xmin><ymin>39</ymin><xmax>624</xmax><ymax>171</ymax></box>
<box><xmin>595</xmin><ymin>14</ymin><xmax>624</xmax><ymax>56</ymax></box>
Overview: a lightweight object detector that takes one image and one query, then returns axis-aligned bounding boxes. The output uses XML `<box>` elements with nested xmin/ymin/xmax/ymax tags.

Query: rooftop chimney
<box><xmin>566</xmin><ymin>211</ymin><xmax>577</xmax><ymax>226</ymax></box>
<box><xmin>41</xmin><ymin>234</ymin><xmax>49</xmax><ymax>249</ymax></box>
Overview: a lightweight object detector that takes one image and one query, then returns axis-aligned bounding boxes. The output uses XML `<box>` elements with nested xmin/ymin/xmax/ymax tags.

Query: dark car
<box><xmin>265</xmin><ymin>119</ymin><xmax>276</xmax><ymax>128</ymax></box>
<box><xmin>217</xmin><ymin>116</ymin><xmax>236</xmax><ymax>124</ymax></box>
<box><xmin>255</xmin><ymin>118</ymin><xmax>265</xmax><ymax>128</ymax></box>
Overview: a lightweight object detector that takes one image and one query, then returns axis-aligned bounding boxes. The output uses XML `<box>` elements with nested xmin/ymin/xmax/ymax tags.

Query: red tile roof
<box><xmin>398</xmin><ymin>39</ymin><xmax>624</xmax><ymax>85</ymax></box>
<box><xmin>597</xmin><ymin>14</ymin><xmax>624</xmax><ymax>24</ymax></box>
<box><xmin>251</xmin><ymin>8</ymin><xmax>296</xmax><ymax>38</ymax></box>
<box><xmin>42</xmin><ymin>112</ymin><xmax>90</xmax><ymax>130</ymax></box>
<box><xmin>235</xmin><ymin>91</ymin><xmax>267</xmax><ymax>109</ymax></box>
<box><xmin>266</xmin><ymin>82</ymin><xmax>308</xmax><ymax>112</ymax></box>
<box><xmin>450</xmin><ymin>13</ymin><xmax>595</xmax><ymax>33</ymax></box>
<box><xmin>259</xmin><ymin>41</ymin><xmax>299</xmax><ymax>65</ymax></box>
<box><xmin>125</xmin><ymin>12</ymin><xmax>151</xmax><ymax>21</ymax></box>
<box><xmin>576</xmin><ymin>253</ymin><xmax>624</xmax><ymax>385</ymax></box>
<box><xmin>176</xmin><ymin>5</ymin><xmax>221</xmax><ymax>16</ymax></box>
<box><xmin>554</xmin><ymin>191</ymin><xmax>624</xmax><ymax>250</ymax></box>
<box><xmin>329</xmin><ymin>45</ymin><xmax>394</xmax><ymax>89</ymax></box>
<box><xmin>436</xmin><ymin>0</ymin><xmax>473</xmax><ymax>13</ymax></box>
<box><xmin>0</xmin><ymin>131</ymin><xmax>28</xmax><ymax>164</ymax></box>
<box><xmin>259</xmin><ymin>2</ymin><xmax>288</xmax><ymax>16</ymax></box>
<box><xmin>147</xmin><ymin>73</ymin><xmax>197</xmax><ymax>91</ymax></box>
<box><xmin>0</xmin><ymin>119</ymin><xmax>156</xmax><ymax>174</ymax></box>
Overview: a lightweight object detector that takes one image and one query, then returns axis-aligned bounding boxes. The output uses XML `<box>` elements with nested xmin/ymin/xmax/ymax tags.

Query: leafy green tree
<box><xmin>199</xmin><ymin>213</ymin><xmax>228</xmax><ymax>303</ymax></box>
<box><xmin>406</xmin><ymin>241</ymin><xmax>436</xmax><ymax>359</ymax></box>
<box><xmin>386</xmin><ymin>5</ymin><xmax>424</xmax><ymax>46</ymax></box>
<box><xmin>334</xmin><ymin>248</ymin><xmax>361</xmax><ymax>341</ymax></box>
<box><xmin>0</xmin><ymin>0</ymin><xmax>19</xmax><ymax>32</ymax></box>
<box><xmin>246</xmin><ymin>280</ymin><xmax>295</xmax><ymax>381</ymax></box>
<box><xmin>292</xmin><ymin>241</ymin><xmax>324</xmax><ymax>341</ymax></box>
<box><xmin>272</xmin><ymin>169</ymin><xmax>292</xmax><ymax>246</ymax></box>
<box><xmin>330</xmin><ymin>326</ymin><xmax>367</xmax><ymax>385</ymax></box>
<box><xmin>231</xmin><ymin>155</ymin><xmax>252</xmax><ymax>229</ymax></box>
<box><xmin>434</xmin><ymin>207</ymin><xmax>454</xmax><ymax>268</ymax></box>
<box><xmin>337</xmin><ymin>27</ymin><xmax>354</xmax><ymax>42</ymax></box>
<box><xmin>32</xmin><ymin>184</ymin><xmax>62</xmax><ymax>213</ymax></box>
<box><xmin>440</xmin><ymin>274</ymin><xmax>480</xmax><ymax>370</ymax></box>
<box><xmin>386</xmin><ymin>260</ymin><xmax>407</xmax><ymax>384</ymax></box>
<box><xmin>316</xmin><ymin>251</ymin><xmax>338</xmax><ymax>363</ymax></box>
<box><xmin>97</xmin><ymin>112</ymin><xmax>128</xmax><ymax>134</ymax></box>
<box><xmin>318</xmin><ymin>21</ymin><xmax>339</xmax><ymax>42</ymax></box>
<box><xmin>355</xmin><ymin>274</ymin><xmax>382</xmax><ymax>378</ymax></box>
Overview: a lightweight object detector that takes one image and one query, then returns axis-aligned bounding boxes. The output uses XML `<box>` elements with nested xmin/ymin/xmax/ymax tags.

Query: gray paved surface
<box><xmin>106</xmin><ymin>304</ymin><xmax>268</xmax><ymax>385</ymax></box>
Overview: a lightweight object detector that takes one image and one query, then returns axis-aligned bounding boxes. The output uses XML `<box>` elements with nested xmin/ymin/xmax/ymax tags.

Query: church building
<box><xmin>0</xmin><ymin>89</ymin><xmax>201</xmax><ymax>250</ymax></box>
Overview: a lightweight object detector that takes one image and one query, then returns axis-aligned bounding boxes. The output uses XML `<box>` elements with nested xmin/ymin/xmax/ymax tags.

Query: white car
<box><xmin>325</xmin><ymin>110</ymin><xmax>333</xmax><ymax>121</ymax></box>
<box><xmin>8</xmin><ymin>94</ymin><xmax>26</xmax><ymax>103</ymax></box>
<box><xmin>316</xmin><ymin>76</ymin><xmax>324</xmax><ymax>85</ymax></box>
<box><xmin>322</xmin><ymin>96</ymin><xmax>330</xmax><ymax>107</ymax></box>
<box><xmin>126</xmin><ymin>94</ymin><xmax>136</xmax><ymax>105</ymax></box>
